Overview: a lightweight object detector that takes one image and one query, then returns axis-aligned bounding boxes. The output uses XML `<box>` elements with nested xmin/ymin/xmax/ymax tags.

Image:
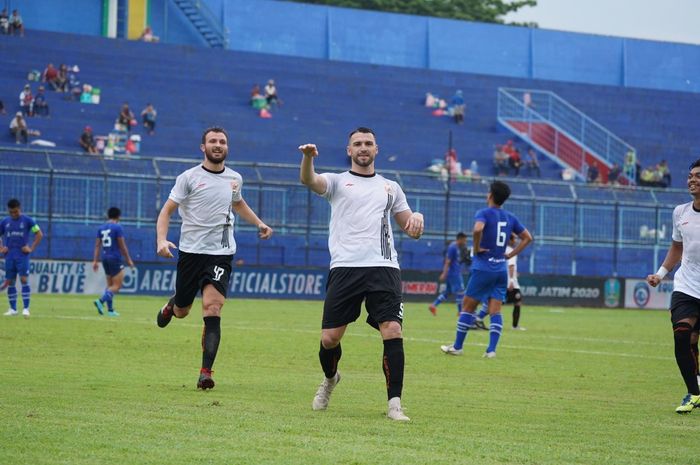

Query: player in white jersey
<box><xmin>155</xmin><ymin>127</ymin><xmax>273</xmax><ymax>390</ymax></box>
<box><xmin>299</xmin><ymin>127</ymin><xmax>424</xmax><ymax>421</ymax></box>
<box><xmin>506</xmin><ymin>234</ymin><xmax>525</xmax><ymax>330</ymax></box>
<box><xmin>647</xmin><ymin>159</ymin><xmax>700</xmax><ymax>413</ymax></box>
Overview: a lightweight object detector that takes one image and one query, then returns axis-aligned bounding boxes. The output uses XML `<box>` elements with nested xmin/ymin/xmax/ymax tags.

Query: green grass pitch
<box><xmin>0</xmin><ymin>294</ymin><xmax>696</xmax><ymax>465</ymax></box>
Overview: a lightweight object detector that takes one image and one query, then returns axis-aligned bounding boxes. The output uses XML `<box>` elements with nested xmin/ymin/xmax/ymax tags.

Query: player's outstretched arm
<box><xmin>156</xmin><ymin>199</ymin><xmax>179</xmax><ymax>258</ymax></box>
<box><xmin>232</xmin><ymin>198</ymin><xmax>273</xmax><ymax>240</ymax></box>
<box><xmin>299</xmin><ymin>144</ymin><xmax>327</xmax><ymax>195</ymax></box>
<box><xmin>395</xmin><ymin>210</ymin><xmax>424</xmax><ymax>239</ymax></box>
<box><xmin>646</xmin><ymin>240</ymin><xmax>682</xmax><ymax>287</ymax></box>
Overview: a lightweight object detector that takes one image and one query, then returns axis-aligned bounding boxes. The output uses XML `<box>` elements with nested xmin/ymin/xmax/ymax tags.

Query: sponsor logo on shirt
<box><xmin>230</xmin><ymin>181</ymin><xmax>240</xmax><ymax>193</ymax></box>
<box><xmin>344</xmin><ymin>183</ymin><xmax>354</xmax><ymax>187</ymax></box>
<box><xmin>195</xmin><ymin>183</ymin><xmax>207</xmax><ymax>190</ymax></box>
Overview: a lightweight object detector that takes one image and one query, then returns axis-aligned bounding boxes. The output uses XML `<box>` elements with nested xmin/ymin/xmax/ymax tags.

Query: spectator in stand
<box><xmin>139</xmin><ymin>26</ymin><xmax>159</xmax><ymax>42</ymax></box>
<box><xmin>264</xmin><ymin>79</ymin><xmax>280</xmax><ymax>106</ymax></box>
<box><xmin>451</xmin><ymin>90</ymin><xmax>465</xmax><ymax>125</ymax></box>
<box><xmin>624</xmin><ymin>150</ymin><xmax>636</xmax><ymax>183</ymax></box>
<box><xmin>42</xmin><ymin>63</ymin><xmax>60</xmax><ymax>91</ymax></box>
<box><xmin>118</xmin><ymin>104</ymin><xmax>135</xmax><ymax>132</ymax></box>
<box><xmin>33</xmin><ymin>86</ymin><xmax>49</xmax><ymax>117</ymax></box>
<box><xmin>608</xmin><ymin>162</ymin><xmax>622</xmax><ymax>185</ymax></box>
<box><xmin>587</xmin><ymin>162</ymin><xmax>601</xmax><ymax>184</ymax></box>
<box><xmin>508</xmin><ymin>146</ymin><xmax>522</xmax><ymax>176</ymax></box>
<box><xmin>0</xmin><ymin>9</ymin><xmax>9</xmax><ymax>35</ymax></box>
<box><xmin>493</xmin><ymin>145</ymin><xmax>509</xmax><ymax>176</ymax></box>
<box><xmin>445</xmin><ymin>148</ymin><xmax>460</xmax><ymax>178</ymax></box>
<box><xmin>54</xmin><ymin>64</ymin><xmax>69</xmax><ymax>93</ymax></box>
<box><xmin>141</xmin><ymin>103</ymin><xmax>157</xmax><ymax>135</ymax></box>
<box><xmin>658</xmin><ymin>159</ymin><xmax>671</xmax><ymax>187</ymax></box>
<box><xmin>9</xmin><ymin>9</ymin><xmax>23</xmax><ymax>36</ymax></box>
<box><xmin>525</xmin><ymin>148</ymin><xmax>540</xmax><ymax>177</ymax></box>
<box><xmin>79</xmin><ymin>126</ymin><xmax>98</xmax><ymax>154</ymax></box>
<box><xmin>9</xmin><ymin>112</ymin><xmax>28</xmax><ymax>144</ymax></box>
<box><xmin>19</xmin><ymin>84</ymin><xmax>33</xmax><ymax>116</ymax></box>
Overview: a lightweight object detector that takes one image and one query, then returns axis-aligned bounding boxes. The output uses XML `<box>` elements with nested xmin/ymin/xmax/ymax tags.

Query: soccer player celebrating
<box><xmin>429</xmin><ymin>232</ymin><xmax>469</xmax><ymax>316</ymax></box>
<box><xmin>441</xmin><ymin>181</ymin><xmax>532</xmax><ymax>358</ymax></box>
<box><xmin>299</xmin><ymin>127</ymin><xmax>424</xmax><ymax>421</ymax></box>
<box><xmin>0</xmin><ymin>198</ymin><xmax>43</xmax><ymax>318</ymax></box>
<box><xmin>646</xmin><ymin>158</ymin><xmax>700</xmax><ymax>414</ymax></box>
<box><xmin>155</xmin><ymin>127</ymin><xmax>273</xmax><ymax>390</ymax></box>
<box><xmin>92</xmin><ymin>207</ymin><xmax>134</xmax><ymax>316</ymax></box>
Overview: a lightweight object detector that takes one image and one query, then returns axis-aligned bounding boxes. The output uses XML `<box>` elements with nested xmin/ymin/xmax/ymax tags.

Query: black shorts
<box><xmin>323</xmin><ymin>267</ymin><xmax>403</xmax><ymax>330</ymax></box>
<box><xmin>506</xmin><ymin>288</ymin><xmax>522</xmax><ymax>304</ymax></box>
<box><xmin>670</xmin><ymin>291</ymin><xmax>700</xmax><ymax>325</ymax></box>
<box><xmin>174</xmin><ymin>251</ymin><xmax>233</xmax><ymax>308</ymax></box>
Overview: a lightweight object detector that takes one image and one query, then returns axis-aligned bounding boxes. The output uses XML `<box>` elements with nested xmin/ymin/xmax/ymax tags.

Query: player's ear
<box><xmin>375</xmin><ymin>144</ymin><xmax>379</xmax><ymax>154</ymax></box>
<box><xmin>200</xmin><ymin>143</ymin><xmax>205</xmax><ymax>154</ymax></box>
<box><xmin>346</xmin><ymin>145</ymin><xmax>351</xmax><ymax>157</ymax></box>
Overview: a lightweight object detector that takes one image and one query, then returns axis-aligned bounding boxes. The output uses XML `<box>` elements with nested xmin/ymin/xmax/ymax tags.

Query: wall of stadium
<box><xmin>213</xmin><ymin>0</ymin><xmax>700</xmax><ymax>94</ymax></box>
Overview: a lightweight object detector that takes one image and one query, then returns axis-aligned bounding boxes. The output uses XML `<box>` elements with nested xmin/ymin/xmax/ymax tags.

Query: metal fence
<box><xmin>0</xmin><ymin>149</ymin><xmax>688</xmax><ymax>276</ymax></box>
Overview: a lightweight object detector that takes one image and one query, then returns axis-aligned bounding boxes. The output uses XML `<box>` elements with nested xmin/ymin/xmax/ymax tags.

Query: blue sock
<box><xmin>454</xmin><ymin>312</ymin><xmax>475</xmax><ymax>350</ymax></box>
<box><xmin>432</xmin><ymin>293</ymin><xmax>447</xmax><ymax>307</ymax></box>
<box><xmin>455</xmin><ymin>292</ymin><xmax>464</xmax><ymax>313</ymax></box>
<box><xmin>8</xmin><ymin>286</ymin><xmax>17</xmax><ymax>310</ymax></box>
<box><xmin>102</xmin><ymin>289</ymin><xmax>114</xmax><ymax>311</ymax></box>
<box><xmin>487</xmin><ymin>313</ymin><xmax>503</xmax><ymax>353</ymax></box>
<box><xmin>477</xmin><ymin>301</ymin><xmax>488</xmax><ymax>320</ymax></box>
<box><xmin>21</xmin><ymin>284</ymin><xmax>30</xmax><ymax>309</ymax></box>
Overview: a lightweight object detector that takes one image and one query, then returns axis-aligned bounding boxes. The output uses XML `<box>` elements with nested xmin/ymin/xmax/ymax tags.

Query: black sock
<box><xmin>692</xmin><ymin>339</ymin><xmax>699</xmax><ymax>375</ymax></box>
<box><xmin>382</xmin><ymin>338</ymin><xmax>404</xmax><ymax>400</ymax></box>
<box><xmin>513</xmin><ymin>304</ymin><xmax>521</xmax><ymax>328</ymax></box>
<box><xmin>201</xmin><ymin>316</ymin><xmax>221</xmax><ymax>371</ymax></box>
<box><xmin>319</xmin><ymin>341</ymin><xmax>341</xmax><ymax>379</ymax></box>
<box><xmin>674</xmin><ymin>322</ymin><xmax>700</xmax><ymax>395</ymax></box>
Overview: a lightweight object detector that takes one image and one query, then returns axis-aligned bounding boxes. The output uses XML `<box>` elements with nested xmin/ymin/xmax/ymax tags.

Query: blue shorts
<box><xmin>465</xmin><ymin>269</ymin><xmax>507</xmax><ymax>303</ymax></box>
<box><xmin>443</xmin><ymin>274</ymin><xmax>465</xmax><ymax>296</ymax></box>
<box><xmin>4</xmin><ymin>255</ymin><xmax>29</xmax><ymax>281</ymax></box>
<box><xmin>102</xmin><ymin>258</ymin><xmax>125</xmax><ymax>277</ymax></box>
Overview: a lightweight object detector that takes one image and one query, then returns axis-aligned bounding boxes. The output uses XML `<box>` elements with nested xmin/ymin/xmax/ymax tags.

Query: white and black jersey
<box><xmin>169</xmin><ymin>164</ymin><xmax>243</xmax><ymax>255</ymax></box>
<box><xmin>506</xmin><ymin>245</ymin><xmax>519</xmax><ymax>289</ymax></box>
<box><xmin>319</xmin><ymin>171</ymin><xmax>410</xmax><ymax>269</ymax></box>
<box><xmin>672</xmin><ymin>201</ymin><xmax>700</xmax><ymax>299</ymax></box>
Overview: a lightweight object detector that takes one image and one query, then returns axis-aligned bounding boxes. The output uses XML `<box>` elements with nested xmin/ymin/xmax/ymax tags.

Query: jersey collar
<box><xmin>349</xmin><ymin>170</ymin><xmax>376</xmax><ymax>178</ymax></box>
<box><xmin>201</xmin><ymin>164</ymin><xmax>225</xmax><ymax>174</ymax></box>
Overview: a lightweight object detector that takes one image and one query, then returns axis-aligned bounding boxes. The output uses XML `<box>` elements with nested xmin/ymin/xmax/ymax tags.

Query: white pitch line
<box><xmin>30</xmin><ymin>314</ymin><xmax>673</xmax><ymax>361</ymax></box>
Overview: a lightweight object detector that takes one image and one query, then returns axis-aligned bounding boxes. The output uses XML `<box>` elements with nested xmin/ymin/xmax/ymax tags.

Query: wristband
<box><xmin>656</xmin><ymin>266</ymin><xmax>669</xmax><ymax>279</ymax></box>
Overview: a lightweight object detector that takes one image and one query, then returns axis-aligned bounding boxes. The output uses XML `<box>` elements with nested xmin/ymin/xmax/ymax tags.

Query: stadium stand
<box><xmin>0</xmin><ymin>28</ymin><xmax>695</xmax><ymax>277</ymax></box>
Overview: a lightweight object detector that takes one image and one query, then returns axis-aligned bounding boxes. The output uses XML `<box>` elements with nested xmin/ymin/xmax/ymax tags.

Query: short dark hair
<box><xmin>108</xmin><ymin>207</ymin><xmax>121</xmax><ymax>219</ymax></box>
<box><xmin>690</xmin><ymin>159</ymin><xmax>700</xmax><ymax>171</ymax></box>
<box><xmin>456</xmin><ymin>232</ymin><xmax>467</xmax><ymax>240</ymax></box>
<box><xmin>7</xmin><ymin>198</ymin><xmax>20</xmax><ymax>209</ymax></box>
<box><xmin>201</xmin><ymin>126</ymin><xmax>229</xmax><ymax>145</ymax></box>
<box><xmin>490</xmin><ymin>181</ymin><xmax>511</xmax><ymax>206</ymax></box>
<box><xmin>348</xmin><ymin>127</ymin><xmax>375</xmax><ymax>141</ymax></box>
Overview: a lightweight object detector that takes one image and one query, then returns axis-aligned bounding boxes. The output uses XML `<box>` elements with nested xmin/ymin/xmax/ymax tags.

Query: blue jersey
<box><xmin>445</xmin><ymin>242</ymin><xmax>463</xmax><ymax>278</ymax></box>
<box><xmin>97</xmin><ymin>223</ymin><xmax>124</xmax><ymax>260</ymax></box>
<box><xmin>0</xmin><ymin>214</ymin><xmax>39</xmax><ymax>258</ymax></box>
<box><xmin>471</xmin><ymin>207</ymin><xmax>524</xmax><ymax>272</ymax></box>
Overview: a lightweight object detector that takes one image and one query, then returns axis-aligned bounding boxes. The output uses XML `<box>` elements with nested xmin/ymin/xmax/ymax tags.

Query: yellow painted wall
<box><xmin>127</xmin><ymin>0</ymin><xmax>147</xmax><ymax>39</ymax></box>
